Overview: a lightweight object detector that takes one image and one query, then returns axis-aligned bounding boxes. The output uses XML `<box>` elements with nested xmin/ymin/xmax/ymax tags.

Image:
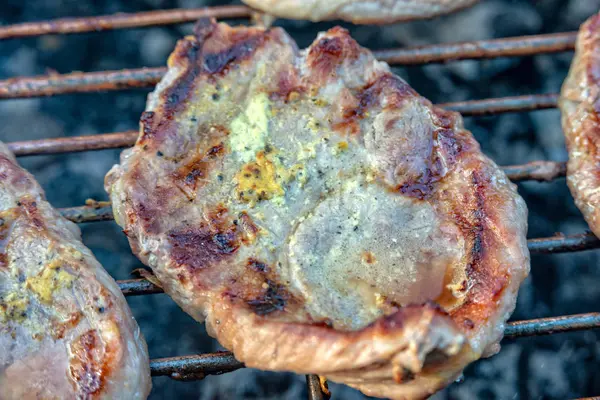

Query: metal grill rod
<box><xmin>0</xmin><ymin>6</ymin><xmax>576</xmax><ymax>63</ymax></box>
<box><xmin>9</xmin><ymin>132</ymin><xmax>564</xmax><ymax>160</ymax></box>
<box><xmin>54</xmin><ymin>158</ymin><xmax>567</xmax><ymax>224</ymax></box>
<box><xmin>147</xmin><ymin>313</ymin><xmax>600</xmax><ymax>379</ymax></box>
<box><xmin>306</xmin><ymin>375</ymin><xmax>329</xmax><ymax>400</ymax></box>
<box><xmin>8</xmin><ymin>130</ymin><xmax>137</xmax><ymax>156</ymax></box>
<box><xmin>372</xmin><ymin>32</ymin><xmax>576</xmax><ymax>64</ymax></box>
<box><xmin>0</xmin><ymin>64</ymin><xmax>562</xmax><ymax>112</ymax></box>
<box><xmin>0</xmin><ymin>6</ymin><xmax>251</xmax><ymax>40</ymax></box>
<box><xmin>116</xmin><ymin>231</ymin><xmax>600</xmax><ymax>297</ymax></box>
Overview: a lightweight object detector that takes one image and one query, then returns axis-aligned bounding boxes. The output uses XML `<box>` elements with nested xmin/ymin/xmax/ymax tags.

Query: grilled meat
<box><xmin>0</xmin><ymin>142</ymin><xmax>151</xmax><ymax>400</ymax></box>
<box><xmin>559</xmin><ymin>12</ymin><xmax>600</xmax><ymax>239</ymax></box>
<box><xmin>106</xmin><ymin>19</ymin><xmax>529</xmax><ymax>399</ymax></box>
<box><xmin>241</xmin><ymin>0</ymin><xmax>478</xmax><ymax>24</ymax></box>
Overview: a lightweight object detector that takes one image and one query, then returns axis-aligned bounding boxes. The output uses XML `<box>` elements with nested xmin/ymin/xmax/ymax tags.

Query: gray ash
<box><xmin>2</xmin><ymin>0</ymin><xmax>600</xmax><ymax>398</ymax></box>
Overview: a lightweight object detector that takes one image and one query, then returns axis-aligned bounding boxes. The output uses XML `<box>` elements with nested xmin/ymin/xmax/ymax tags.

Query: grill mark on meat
<box><xmin>307</xmin><ymin>28</ymin><xmax>360</xmax><ymax>85</ymax></box>
<box><xmin>585</xmin><ymin>14</ymin><xmax>600</xmax><ymax>113</ymax></box>
<box><xmin>203</xmin><ymin>34</ymin><xmax>266</xmax><ymax>75</ymax></box>
<box><xmin>52</xmin><ymin>311</ymin><xmax>82</xmax><ymax>340</ymax></box>
<box><xmin>172</xmin><ymin>141</ymin><xmax>226</xmax><ymax>196</ymax></box>
<box><xmin>238</xmin><ymin>212</ymin><xmax>260</xmax><ymax>245</ymax></box>
<box><xmin>246</xmin><ymin>279</ymin><xmax>289</xmax><ymax>316</ymax></box>
<box><xmin>0</xmin><ymin>213</ymin><xmax>13</xmax><ymax>268</ymax></box>
<box><xmin>270</xmin><ymin>66</ymin><xmax>304</xmax><ymax>102</ymax></box>
<box><xmin>69</xmin><ymin>329</ymin><xmax>105</xmax><ymax>398</ymax></box>
<box><xmin>18</xmin><ymin>197</ymin><xmax>44</xmax><ymax>230</ymax></box>
<box><xmin>167</xmin><ymin>206</ymin><xmax>240</xmax><ymax>272</ymax></box>
<box><xmin>138</xmin><ymin>111</ymin><xmax>156</xmax><ymax>144</ymax></box>
<box><xmin>168</xmin><ymin>227</ymin><xmax>239</xmax><ymax>269</ymax></box>
<box><xmin>140</xmin><ymin>22</ymin><xmax>272</xmax><ymax>146</ymax></box>
<box><xmin>247</xmin><ymin>258</ymin><xmax>268</xmax><ymax>273</ymax></box>
<box><xmin>397</xmin><ymin>126</ymin><xmax>462</xmax><ymax>200</ymax></box>
<box><xmin>333</xmin><ymin>74</ymin><xmax>415</xmax><ymax>135</ymax></box>
<box><xmin>127</xmin><ymin>177</ymin><xmax>175</xmax><ymax>234</ymax></box>
<box><xmin>449</xmin><ymin>171</ymin><xmax>508</xmax><ymax>327</ymax></box>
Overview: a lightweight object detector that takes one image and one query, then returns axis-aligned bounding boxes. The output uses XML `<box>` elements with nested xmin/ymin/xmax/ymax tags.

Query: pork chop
<box><xmin>241</xmin><ymin>0</ymin><xmax>478</xmax><ymax>24</ymax></box>
<box><xmin>0</xmin><ymin>142</ymin><xmax>151</xmax><ymax>400</ymax></box>
<box><xmin>559</xmin><ymin>12</ymin><xmax>600</xmax><ymax>239</ymax></box>
<box><xmin>105</xmin><ymin>19</ymin><xmax>529</xmax><ymax>399</ymax></box>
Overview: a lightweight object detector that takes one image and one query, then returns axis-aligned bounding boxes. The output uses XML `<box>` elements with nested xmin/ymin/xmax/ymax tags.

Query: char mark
<box><xmin>203</xmin><ymin>35</ymin><xmax>265</xmax><ymax>74</ymax></box>
<box><xmin>69</xmin><ymin>330</ymin><xmax>104</xmax><ymax>397</ymax></box>
<box><xmin>246</xmin><ymin>280</ymin><xmax>288</xmax><ymax>316</ymax></box>
<box><xmin>168</xmin><ymin>225</ymin><xmax>239</xmax><ymax>271</ymax></box>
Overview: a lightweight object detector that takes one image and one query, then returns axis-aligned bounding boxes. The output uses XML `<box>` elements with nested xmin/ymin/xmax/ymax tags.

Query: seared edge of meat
<box><xmin>559</xmin><ymin>12</ymin><xmax>600</xmax><ymax>238</ymax></box>
<box><xmin>0</xmin><ymin>142</ymin><xmax>151</xmax><ymax>399</ymax></box>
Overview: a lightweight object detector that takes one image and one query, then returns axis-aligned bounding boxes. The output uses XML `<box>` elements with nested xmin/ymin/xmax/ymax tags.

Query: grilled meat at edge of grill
<box><xmin>105</xmin><ymin>19</ymin><xmax>529</xmax><ymax>399</ymax></box>
<box><xmin>0</xmin><ymin>142</ymin><xmax>151</xmax><ymax>400</ymax></box>
<box><xmin>559</xmin><ymin>11</ymin><xmax>600</xmax><ymax>239</ymax></box>
<box><xmin>241</xmin><ymin>0</ymin><xmax>479</xmax><ymax>24</ymax></box>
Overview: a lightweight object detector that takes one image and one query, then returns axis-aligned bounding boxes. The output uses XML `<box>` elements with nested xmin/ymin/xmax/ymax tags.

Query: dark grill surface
<box><xmin>1</xmin><ymin>0</ymin><xmax>600</xmax><ymax>399</ymax></box>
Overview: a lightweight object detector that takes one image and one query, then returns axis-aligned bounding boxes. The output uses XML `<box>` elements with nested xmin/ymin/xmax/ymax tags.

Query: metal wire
<box><xmin>59</xmin><ymin>205</ymin><xmax>113</xmax><ymax>223</ymax></box>
<box><xmin>504</xmin><ymin>313</ymin><xmax>600</xmax><ymax>338</ymax></box>
<box><xmin>503</xmin><ymin>160</ymin><xmax>565</xmax><ymax>182</ymax></box>
<box><xmin>8</xmin><ymin>131</ymin><xmax>137</xmax><ymax>156</ymax></box>
<box><xmin>114</xmin><ymin>231</ymin><xmax>600</xmax><ymax>297</ymax></box>
<box><xmin>118</xmin><ymin>279</ymin><xmax>163</xmax><ymax>296</ymax></box>
<box><xmin>0</xmin><ymin>68</ymin><xmax>164</xmax><ymax>99</ymax></box>
<box><xmin>440</xmin><ymin>93</ymin><xmax>558</xmax><ymax>116</ymax></box>
<box><xmin>372</xmin><ymin>32</ymin><xmax>576</xmax><ymax>64</ymax></box>
<box><xmin>145</xmin><ymin>313</ymin><xmax>600</xmax><ymax>380</ymax></box>
<box><xmin>306</xmin><ymin>375</ymin><xmax>329</xmax><ymax>400</ymax></box>
<box><xmin>0</xmin><ymin>8</ymin><xmax>576</xmax><ymax>63</ymax></box>
<box><xmin>0</xmin><ymin>65</ymin><xmax>562</xmax><ymax>114</ymax></box>
<box><xmin>150</xmin><ymin>351</ymin><xmax>243</xmax><ymax>380</ymax></box>
<box><xmin>0</xmin><ymin>6</ymin><xmax>252</xmax><ymax>40</ymax></box>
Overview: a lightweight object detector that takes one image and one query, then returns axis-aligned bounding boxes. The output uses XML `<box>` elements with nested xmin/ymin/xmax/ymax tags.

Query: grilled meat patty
<box><xmin>241</xmin><ymin>0</ymin><xmax>478</xmax><ymax>24</ymax></box>
<box><xmin>106</xmin><ymin>19</ymin><xmax>529</xmax><ymax>399</ymax></box>
<box><xmin>0</xmin><ymin>142</ymin><xmax>151</xmax><ymax>400</ymax></box>
<box><xmin>559</xmin><ymin>12</ymin><xmax>600</xmax><ymax>239</ymax></box>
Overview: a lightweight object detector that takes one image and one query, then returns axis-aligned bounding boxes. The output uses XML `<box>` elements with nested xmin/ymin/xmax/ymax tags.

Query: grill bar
<box><xmin>150</xmin><ymin>351</ymin><xmax>243</xmax><ymax>379</ymax></box>
<box><xmin>118</xmin><ymin>279</ymin><xmax>163</xmax><ymax>296</ymax></box>
<box><xmin>8</xmin><ymin>131</ymin><xmax>137</xmax><ymax>156</ymax></box>
<box><xmin>306</xmin><ymin>375</ymin><xmax>329</xmax><ymax>400</ymax></box>
<box><xmin>373</xmin><ymin>32</ymin><xmax>576</xmax><ymax>64</ymax></box>
<box><xmin>439</xmin><ymin>93</ymin><xmax>558</xmax><ymax>116</ymax></box>
<box><xmin>0</xmin><ymin>64</ymin><xmax>562</xmax><ymax>116</ymax></box>
<box><xmin>0</xmin><ymin>6</ymin><xmax>251</xmax><ymax>40</ymax></box>
<box><xmin>0</xmin><ymin>6</ymin><xmax>576</xmax><ymax>65</ymax></box>
<box><xmin>53</xmin><ymin>157</ymin><xmax>569</xmax><ymax>224</ymax></box>
<box><xmin>503</xmin><ymin>160</ymin><xmax>566</xmax><ymax>182</ymax></box>
<box><xmin>145</xmin><ymin>313</ymin><xmax>600</xmax><ymax>379</ymax></box>
<box><xmin>12</xmin><ymin>136</ymin><xmax>565</xmax><ymax>160</ymax></box>
<box><xmin>116</xmin><ymin>231</ymin><xmax>600</xmax><ymax>297</ymax></box>
<box><xmin>59</xmin><ymin>204</ymin><xmax>113</xmax><ymax>223</ymax></box>
<box><xmin>528</xmin><ymin>232</ymin><xmax>600</xmax><ymax>254</ymax></box>
<box><xmin>0</xmin><ymin>68</ymin><xmax>164</xmax><ymax>99</ymax></box>
<box><xmin>504</xmin><ymin>313</ymin><xmax>600</xmax><ymax>338</ymax></box>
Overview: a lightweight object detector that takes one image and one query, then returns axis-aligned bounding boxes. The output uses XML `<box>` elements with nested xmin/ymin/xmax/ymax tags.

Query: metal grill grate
<box><xmin>2</xmin><ymin>5</ymin><xmax>598</xmax><ymax>399</ymax></box>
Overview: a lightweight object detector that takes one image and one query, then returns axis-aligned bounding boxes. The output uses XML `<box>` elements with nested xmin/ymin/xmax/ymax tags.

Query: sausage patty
<box><xmin>0</xmin><ymin>142</ymin><xmax>151</xmax><ymax>400</ymax></box>
<box><xmin>559</xmin><ymin>12</ymin><xmax>600</xmax><ymax>239</ymax></box>
<box><xmin>106</xmin><ymin>19</ymin><xmax>529</xmax><ymax>399</ymax></box>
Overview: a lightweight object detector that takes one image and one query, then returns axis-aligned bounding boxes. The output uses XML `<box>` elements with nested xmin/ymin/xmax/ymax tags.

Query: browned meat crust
<box><xmin>106</xmin><ymin>20</ymin><xmax>529</xmax><ymax>399</ymax></box>
<box><xmin>241</xmin><ymin>0</ymin><xmax>479</xmax><ymax>24</ymax></box>
<box><xmin>559</xmin><ymin>12</ymin><xmax>600</xmax><ymax>239</ymax></box>
<box><xmin>0</xmin><ymin>142</ymin><xmax>151</xmax><ymax>400</ymax></box>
